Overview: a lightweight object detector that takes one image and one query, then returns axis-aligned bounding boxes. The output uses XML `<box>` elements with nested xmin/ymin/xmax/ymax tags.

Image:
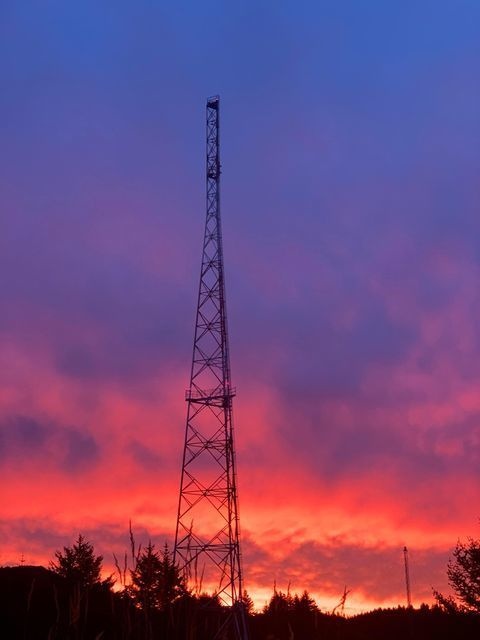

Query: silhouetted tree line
<box><xmin>1</xmin><ymin>532</ymin><xmax>480</xmax><ymax>639</ymax></box>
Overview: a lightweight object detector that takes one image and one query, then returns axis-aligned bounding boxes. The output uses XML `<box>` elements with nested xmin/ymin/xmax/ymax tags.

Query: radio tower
<box><xmin>403</xmin><ymin>546</ymin><xmax>412</xmax><ymax>607</ymax></box>
<box><xmin>174</xmin><ymin>96</ymin><xmax>248</xmax><ymax>640</ymax></box>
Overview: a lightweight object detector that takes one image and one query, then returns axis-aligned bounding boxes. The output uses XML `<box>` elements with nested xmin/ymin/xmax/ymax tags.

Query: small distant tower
<box><xmin>403</xmin><ymin>546</ymin><xmax>412</xmax><ymax>607</ymax></box>
<box><xmin>174</xmin><ymin>96</ymin><xmax>248</xmax><ymax>640</ymax></box>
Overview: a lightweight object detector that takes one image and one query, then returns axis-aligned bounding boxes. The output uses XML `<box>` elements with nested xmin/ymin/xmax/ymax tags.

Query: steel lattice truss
<box><xmin>174</xmin><ymin>96</ymin><xmax>248</xmax><ymax>639</ymax></box>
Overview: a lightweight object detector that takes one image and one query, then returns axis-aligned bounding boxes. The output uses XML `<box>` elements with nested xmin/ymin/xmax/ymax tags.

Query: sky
<box><xmin>1</xmin><ymin>0</ymin><xmax>480</xmax><ymax>613</ymax></box>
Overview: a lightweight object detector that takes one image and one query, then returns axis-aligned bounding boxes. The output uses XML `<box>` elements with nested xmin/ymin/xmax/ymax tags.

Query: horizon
<box><xmin>1</xmin><ymin>0</ymin><xmax>480</xmax><ymax>616</ymax></box>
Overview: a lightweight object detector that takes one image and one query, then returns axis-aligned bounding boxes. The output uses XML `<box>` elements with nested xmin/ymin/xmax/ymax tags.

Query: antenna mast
<box><xmin>174</xmin><ymin>96</ymin><xmax>248</xmax><ymax>640</ymax></box>
<box><xmin>403</xmin><ymin>546</ymin><xmax>412</xmax><ymax>607</ymax></box>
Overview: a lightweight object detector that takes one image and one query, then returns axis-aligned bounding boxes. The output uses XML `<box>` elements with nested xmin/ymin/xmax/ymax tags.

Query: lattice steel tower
<box><xmin>174</xmin><ymin>96</ymin><xmax>248</xmax><ymax>639</ymax></box>
<box><xmin>403</xmin><ymin>546</ymin><xmax>412</xmax><ymax>607</ymax></box>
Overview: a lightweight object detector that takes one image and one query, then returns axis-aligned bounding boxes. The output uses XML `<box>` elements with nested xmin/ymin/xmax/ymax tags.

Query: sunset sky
<box><xmin>1</xmin><ymin>1</ymin><xmax>480</xmax><ymax>614</ymax></box>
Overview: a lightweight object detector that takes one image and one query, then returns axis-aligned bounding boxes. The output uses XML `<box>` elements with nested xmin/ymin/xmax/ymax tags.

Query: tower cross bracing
<box><xmin>174</xmin><ymin>96</ymin><xmax>248</xmax><ymax>640</ymax></box>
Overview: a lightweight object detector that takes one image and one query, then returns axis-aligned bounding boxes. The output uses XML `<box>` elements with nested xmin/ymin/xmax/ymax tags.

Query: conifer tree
<box><xmin>50</xmin><ymin>534</ymin><xmax>110</xmax><ymax>589</ymax></box>
<box><xmin>242</xmin><ymin>589</ymin><xmax>255</xmax><ymax>614</ymax></box>
<box><xmin>435</xmin><ymin>536</ymin><xmax>480</xmax><ymax>613</ymax></box>
<box><xmin>129</xmin><ymin>542</ymin><xmax>186</xmax><ymax>612</ymax></box>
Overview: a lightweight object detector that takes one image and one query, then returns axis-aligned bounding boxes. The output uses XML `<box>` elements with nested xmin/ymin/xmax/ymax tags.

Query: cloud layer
<box><xmin>1</xmin><ymin>0</ymin><xmax>480</xmax><ymax>612</ymax></box>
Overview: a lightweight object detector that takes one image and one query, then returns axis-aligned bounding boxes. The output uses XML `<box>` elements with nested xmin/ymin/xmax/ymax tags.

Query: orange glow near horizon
<box><xmin>2</xmin><ymin>281</ymin><xmax>480</xmax><ymax>613</ymax></box>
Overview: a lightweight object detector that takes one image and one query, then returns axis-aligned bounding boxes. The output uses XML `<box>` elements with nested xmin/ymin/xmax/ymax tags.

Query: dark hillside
<box><xmin>0</xmin><ymin>566</ymin><xmax>65</xmax><ymax>638</ymax></box>
<box><xmin>0</xmin><ymin>565</ymin><xmax>139</xmax><ymax>639</ymax></box>
<box><xmin>1</xmin><ymin>567</ymin><xmax>480</xmax><ymax>640</ymax></box>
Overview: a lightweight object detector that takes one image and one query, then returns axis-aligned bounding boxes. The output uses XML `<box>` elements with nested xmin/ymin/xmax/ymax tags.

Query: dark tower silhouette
<box><xmin>403</xmin><ymin>546</ymin><xmax>412</xmax><ymax>607</ymax></box>
<box><xmin>174</xmin><ymin>96</ymin><xmax>248</xmax><ymax>639</ymax></box>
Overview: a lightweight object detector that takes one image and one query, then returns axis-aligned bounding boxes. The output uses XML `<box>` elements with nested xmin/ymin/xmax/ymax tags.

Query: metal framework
<box><xmin>403</xmin><ymin>546</ymin><xmax>412</xmax><ymax>607</ymax></box>
<box><xmin>174</xmin><ymin>96</ymin><xmax>248</xmax><ymax>639</ymax></box>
